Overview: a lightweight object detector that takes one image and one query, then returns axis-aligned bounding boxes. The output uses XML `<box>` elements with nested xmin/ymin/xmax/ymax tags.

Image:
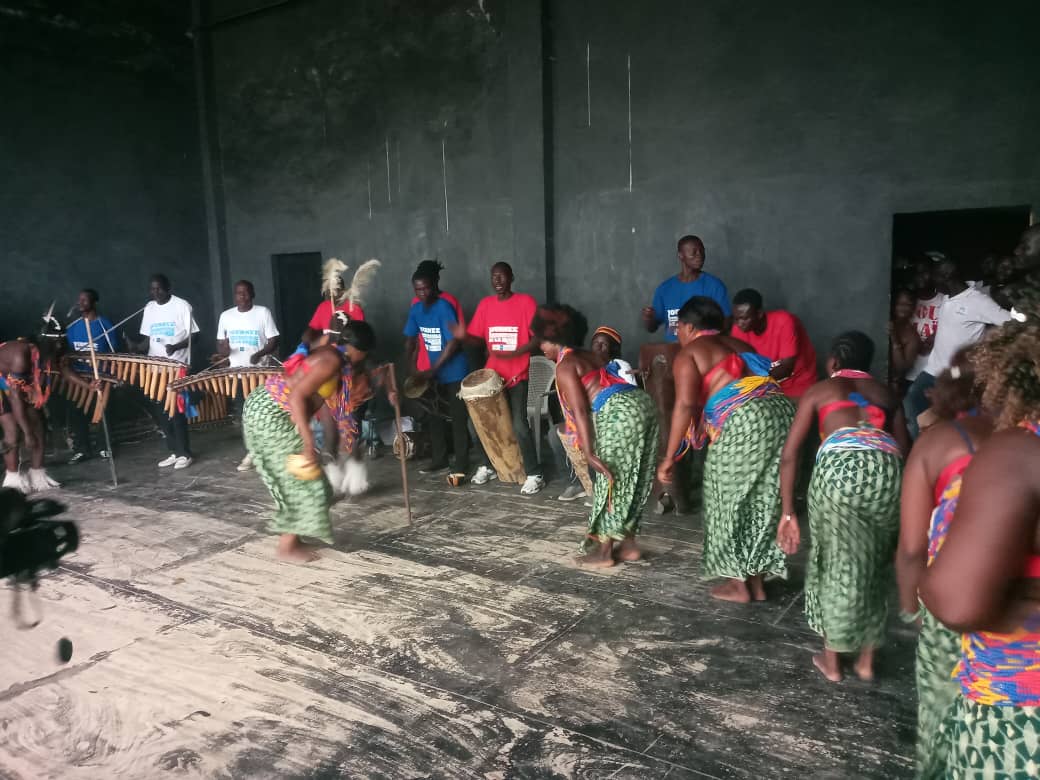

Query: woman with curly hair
<box><xmin>895</xmin><ymin>346</ymin><xmax>993</xmax><ymax>779</ymax></box>
<box><xmin>777</xmin><ymin>331</ymin><xmax>908</xmax><ymax>682</ymax></box>
<box><xmin>532</xmin><ymin>304</ymin><xmax>659</xmax><ymax>567</ymax></box>
<box><xmin>921</xmin><ymin>287</ymin><xmax>1040</xmax><ymax>779</ymax></box>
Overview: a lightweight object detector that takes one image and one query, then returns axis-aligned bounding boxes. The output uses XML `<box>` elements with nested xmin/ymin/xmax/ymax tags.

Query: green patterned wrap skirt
<box><xmin>805</xmin><ymin>446</ymin><xmax>902</xmax><ymax>652</ymax></box>
<box><xmin>938</xmin><ymin>698</ymin><xmax>1039</xmax><ymax>779</ymax></box>
<box><xmin>915</xmin><ymin>608</ymin><xmax>961</xmax><ymax>779</ymax></box>
<box><xmin>702</xmin><ymin>393</ymin><xmax>795</xmax><ymax>581</ymax></box>
<box><xmin>583</xmin><ymin>389</ymin><xmax>659</xmax><ymax>547</ymax></box>
<box><xmin>243</xmin><ymin>387</ymin><xmax>333</xmax><ymax>544</ymax></box>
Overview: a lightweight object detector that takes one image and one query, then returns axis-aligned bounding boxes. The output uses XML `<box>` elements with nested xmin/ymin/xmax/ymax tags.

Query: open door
<box><xmin>271</xmin><ymin>251</ymin><xmax>323</xmax><ymax>358</ymax></box>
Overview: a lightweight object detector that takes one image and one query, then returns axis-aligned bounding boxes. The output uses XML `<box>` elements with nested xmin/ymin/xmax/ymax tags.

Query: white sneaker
<box><xmin>237</xmin><ymin>453</ymin><xmax>254</xmax><ymax>472</ymax></box>
<box><xmin>173</xmin><ymin>456</ymin><xmax>193</xmax><ymax>470</ymax></box>
<box><xmin>158</xmin><ymin>454</ymin><xmax>178</xmax><ymax>468</ymax></box>
<box><xmin>471</xmin><ymin>466</ymin><xmax>497</xmax><ymax>485</ymax></box>
<box><xmin>520</xmin><ymin>475</ymin><xmax>546</xmax><ymax>496</ymax></box>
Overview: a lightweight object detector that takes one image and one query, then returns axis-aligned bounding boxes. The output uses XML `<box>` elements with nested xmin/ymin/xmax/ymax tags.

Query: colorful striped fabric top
<box><xmin>265</xmin><ymin>347</ymin><xmax>363</xmax><ymax>454</ymax></box>
<box><xmin>676</xmin><ymin>352</ymin><xmax>782</xmax><ymax>456</ymax></box>
<box><xmin>926</xmin><ymin>455</ymin><xmax>971</xmax><ymax>564</ymax></box>
<box><xmin>817</xmin><ymin>426</ymin><xmax>901</xmax><ymax>459</ymax></box>
<box><xmin>955</xmin><ymin>418</ymin><xmax>1040</xmax><ymax>706</ymax></box>
<box><xmin>555</xmin><ymin>347</ymin><xmax>638</xmax><ymax>448</ymax></box>
<box><xmin>0</xmin><ymin>342</ymin><xmax>53</xmax><ymax>409</ymax></box>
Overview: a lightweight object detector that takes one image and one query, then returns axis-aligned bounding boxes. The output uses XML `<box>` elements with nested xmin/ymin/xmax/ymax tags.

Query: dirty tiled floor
<box><xmin>0</xmin><ymin>426</ymin><xmax>916</xmax><ymax>778</ymax></box>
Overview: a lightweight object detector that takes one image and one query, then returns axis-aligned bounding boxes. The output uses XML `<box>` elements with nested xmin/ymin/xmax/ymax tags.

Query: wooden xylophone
<box><xmin>168</xmin><ymin>366</ymin><xmax>283</xmax><ymax>425</ymax></box>
<box><xmin>167</xmin><ymin>365</ymin><xmax>281</xmax><ymax>398</ymax></box>
<box><xmin>51</xmin><ymin>374</ymin><xmax>118</xmax><ymax>424</ymax></box>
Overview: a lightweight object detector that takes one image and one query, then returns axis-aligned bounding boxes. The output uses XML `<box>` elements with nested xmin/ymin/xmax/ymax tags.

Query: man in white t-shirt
<box><xmin>904</xmin><ymin>258</ymin><xmax>1010</xmax><ymax>438</ymax></box>
<box><xmin>214</xmin><ymin>280</ymin><xmax>280</xmax><ymax>472</ymax></box>
<box><xmin>128</xmin><ymin>274</ymin><xmax>201</xmax><ymax>469</ymax></box>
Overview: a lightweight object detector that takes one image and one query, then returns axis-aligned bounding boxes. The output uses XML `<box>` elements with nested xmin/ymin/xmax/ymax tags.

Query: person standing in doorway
<box><xmin>126</xmin><ymin>274</ymin><xmax>200</xmax><ymax>470</ymax></box>
<box><xmin>907</xmin><ymin>258</ymin><xmax>943</xmax><ymax>386</ymax></box>
<box><xmin>903</xmin><ymin>258</ymin><xmax>1010</xmax><ymax>438</ymax></box>
<box><xmin>64</xmin><ymin>288</ymin><xmax>120</xmax><ymax>463</ymax></box>
<box><xmin>452</xmin><ymin>262</ymin><xmax>543</xmax><ymax>495</ymax></box>
<box><xmin>214</xmin><ymin>280</ymin><xmax>280</xmax><ymax>472</ymax></box>
<box><xmin>405</xmin><ymin>266</ymin><xmax>470</xmax><ymax>478</ymax></box>
<box><xmin>642</xmin><ymin>235</ymin><xmax>731</xmax><ymax>341</ymax></box>
<box><xmin>730</xmin><ymin>288</ymin><xmax>817</xmax><ymax>401</ymax></box>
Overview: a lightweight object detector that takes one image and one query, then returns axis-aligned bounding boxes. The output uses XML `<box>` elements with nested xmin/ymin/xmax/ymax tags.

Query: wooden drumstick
<box><xmin>385</xmin><ymin>366</ymin><xmax>411</xmax><ymax>524</ymax></box>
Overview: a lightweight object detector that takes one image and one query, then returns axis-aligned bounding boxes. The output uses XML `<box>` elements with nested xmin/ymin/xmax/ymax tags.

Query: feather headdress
<box><xmin>347</xmin><ymin>259</ymin><xmax>381</xmax><ymax>308</ymax></box>
<box><xmin>321</xmin><ymin>258</ymin><xmax>349</xmax><ymax>305</ymax></box>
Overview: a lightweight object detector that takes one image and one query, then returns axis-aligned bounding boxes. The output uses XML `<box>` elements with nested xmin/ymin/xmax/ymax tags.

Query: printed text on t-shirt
<box><xmin>488</xmin><ymin>326</ymin><xmax>519</xmax><ymax>351</ymax></box>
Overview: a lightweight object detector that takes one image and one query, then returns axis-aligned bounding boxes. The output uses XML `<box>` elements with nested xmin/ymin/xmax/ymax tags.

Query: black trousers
<box><xmin>428</xmin><ymin>381</ymin><xmax>470</xmax><ymax>473</ymax></box>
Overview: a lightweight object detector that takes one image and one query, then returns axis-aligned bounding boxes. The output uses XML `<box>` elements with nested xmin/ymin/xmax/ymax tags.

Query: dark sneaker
<box><xmin>558</xmin><ymin>484</ymin><xmax>587</xmax><ymax>502</ymax></box>
<box><xmin>419</xmin><ymin>461</ymin><xmax>450</xmax><ymax>475</ymax></box>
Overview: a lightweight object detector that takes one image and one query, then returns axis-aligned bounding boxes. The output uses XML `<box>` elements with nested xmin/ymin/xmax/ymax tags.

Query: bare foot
<box><xmin>853</xmin><ymin>648</ymin><xmax>875</xmax><ymax>681</ymax></box>
<box><xmin>710</xmin><ymin>579</ymin><xmax>751</xmax><ymax>603</ymax></box>
<box><xmin>812</xmin><ymin>651</ymin><xmax>843</xmax><ymax>683</ymax></box>
<box><xmin>575</xmin><ymin>552</ymin><xmax>615</xmax><ymax>568</ymax></box>
<box><xmin>276</xmin><ymin>534</ymin><xmax>321</xmax><ymax>563</ymax></box>
<box><xmin>617</xmin><ymin>536</ymin><xmax>642</xmax><ymax>562</ymax></box>
<box><xmin>576</xmin><ymin>539</ymin><xmax>615</xmax><ymax>568</ymax></box>
<box><xmin>748</xmin><ymin>575</ymin><xmax>767</xmax><ymax>602</ymax></box>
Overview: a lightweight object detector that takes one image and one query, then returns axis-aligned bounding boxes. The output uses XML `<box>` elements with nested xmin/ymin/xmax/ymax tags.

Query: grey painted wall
<box><xmin>0</xmin><ymin>5</ymin><xmax>214</xmax><ymax>362</ymax></box>
<box><xmin>206</xmin><ymin>0</ymin><xmax>545</xmax><ymax>360</ymax></box>
<box><xmin>206</xmin><ymin>0</ymin><xmax>1039</xmax><ymax>370</ymax></box>
<box><xmin>549</xmin><ymin>0</ymin><xmax>1040</xmax><ymax>363</ymax></box>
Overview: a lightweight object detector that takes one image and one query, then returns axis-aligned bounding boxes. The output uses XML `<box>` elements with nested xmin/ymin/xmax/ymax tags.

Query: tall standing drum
<box><xmin>458</xmin><ymin>369</ymin><xmax>526</xmax><ymax>485</ymax></box>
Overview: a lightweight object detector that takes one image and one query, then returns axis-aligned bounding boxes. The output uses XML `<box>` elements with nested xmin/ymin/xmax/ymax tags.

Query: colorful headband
<box><xmin>593</xmin><ymin>326</ymin><xmax>622</xmax><ymax>346</ymax></box>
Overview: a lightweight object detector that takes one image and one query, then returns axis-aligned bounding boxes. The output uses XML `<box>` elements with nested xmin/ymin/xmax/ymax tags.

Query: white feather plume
<box><xmin>321</xmin><ymin>258</ymin><xmax>349</xmax><ymax>304</ymax></box>
<box><xmin>347</xmin><ymin>259</ymin><xmax>381</xmax><ymax>307</ymax></box>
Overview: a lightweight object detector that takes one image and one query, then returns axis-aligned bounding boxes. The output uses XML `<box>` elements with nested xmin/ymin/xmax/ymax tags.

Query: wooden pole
<box><xmin>85</xmin><ymin>319</ymin><xmax>118</xmax><ymax>488</ymax></box>
<box><xmin>385</xmin><ymin>366</ymin><xmax>411</xmax><ymax>523</ymax></box>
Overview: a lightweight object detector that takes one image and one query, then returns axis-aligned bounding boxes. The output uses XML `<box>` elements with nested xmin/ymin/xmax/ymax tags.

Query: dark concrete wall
<box><xmin>206</xmin><ymin>0</ymin><xmax>545</xmax><ymax>360</ymax></box>
<box><xmin>0</xmin><ymin>3</ymin><xmax>213</xmax><ymax>363</ymax></box>
<box><xmin>549</xmin><ymin>0</ymin><xmax>1040</xmax><ymax>362</ymax></box>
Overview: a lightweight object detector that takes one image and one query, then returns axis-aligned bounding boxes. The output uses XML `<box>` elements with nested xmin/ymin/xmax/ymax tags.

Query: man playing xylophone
<box><xmin>124</xmin><ymin>274</ymin><xmax>200</xmax><ymax>470</ymax></box>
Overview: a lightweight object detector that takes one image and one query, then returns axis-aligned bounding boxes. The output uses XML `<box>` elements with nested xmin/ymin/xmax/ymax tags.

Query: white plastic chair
<box><xmin>526</xmin><ymin>356</ymin><xmax>557</xmax><ymax>463</ymax></box>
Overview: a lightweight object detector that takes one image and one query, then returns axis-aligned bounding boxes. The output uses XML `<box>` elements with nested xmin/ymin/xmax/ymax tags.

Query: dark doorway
<box><xmin>271</xmin><ymin>251</ymin><xmax>323</xmax><ymax>358</ymax></box>
<box><xmin>891</xmin><ymin>205</ymin><xmax>1032</xmax><ymax>291</ymax></box>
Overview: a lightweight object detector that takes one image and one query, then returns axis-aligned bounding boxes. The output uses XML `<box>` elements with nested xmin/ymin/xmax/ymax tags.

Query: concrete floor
<box><xmin>0</xmin><ymin>426</ymin><xmax>916</xmax><ymax>779</ymax></box>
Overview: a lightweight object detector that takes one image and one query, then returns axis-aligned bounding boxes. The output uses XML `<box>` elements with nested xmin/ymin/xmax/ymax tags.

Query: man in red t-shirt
<box><xmin>304</xmin><ymin>298</ymin><xmax>365</xmax><ymax>346</ymax></box>
<box><xmin>453</xmin><ymin>262</ymin><xmax>543</xmax><ymax>495</ymax></box>
<box><xmin>730</xmin><ymin>288</ymin><xmax>817</xmax><ymax>399</ymax></box>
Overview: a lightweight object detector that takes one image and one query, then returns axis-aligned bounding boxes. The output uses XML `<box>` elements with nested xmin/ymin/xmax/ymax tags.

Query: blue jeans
<box><xmin>903</xmin><ymin>371</ymin><xmax>935</xmax><ymax>440</ymax></box>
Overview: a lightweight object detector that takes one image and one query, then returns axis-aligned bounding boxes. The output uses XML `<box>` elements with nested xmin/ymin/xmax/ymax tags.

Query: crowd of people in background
<box><xmin>1</xmin><ymin>223</ymin><xmax>1037</xmax><ymax>779</ymax></box>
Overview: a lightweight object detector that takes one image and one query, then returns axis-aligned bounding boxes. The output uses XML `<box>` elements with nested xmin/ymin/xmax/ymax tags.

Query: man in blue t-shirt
<box><xmin>63</xmin><ymin>288</ymin><xmax>121</xmax><ymax>464</ymax></box>
<box><xmin>642</xmin><ymin>235</ymin><xmax>731</xmax><ymax>342</ymax></box>
<box><xmin>404</xmin><ymin>267</ymin><xmax>471</xmax><ymax>476</ymax></box>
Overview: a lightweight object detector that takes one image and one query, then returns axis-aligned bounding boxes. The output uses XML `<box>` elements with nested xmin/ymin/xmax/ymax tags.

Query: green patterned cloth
<box><xmin>243</xmin><ymin>387</ymin><xmax>333</xmax><ymax>544</ymax></box>
<box><xmin>916</xmin><ymin>608</ymin><xmax>962</xmax><ymax>779</ymax></box>
<box><xmin>582</xmin><ymin>389</ymin><xmax>659</xmax><ymax>547</ymax></box>
<box><xmin>702</xmin><ymin>393</ymin><xmax>794</xmax><ymax>580</ymax></box>
<box><xmin>805</xmin><ymin>447</ymin><xmax>902</xmax><ymax>652</ymax></box>
<box><xmin>938</xmin><ymin>698</ymin><xmax>1040</xmax><ymax>779</ymax></box>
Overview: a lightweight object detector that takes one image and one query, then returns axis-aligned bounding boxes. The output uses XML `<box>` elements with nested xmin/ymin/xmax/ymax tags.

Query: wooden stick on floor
<box><xmin>385</xmin><ymin>366</ymin><xmax>411</xmax><ymax>524</ymax></box>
